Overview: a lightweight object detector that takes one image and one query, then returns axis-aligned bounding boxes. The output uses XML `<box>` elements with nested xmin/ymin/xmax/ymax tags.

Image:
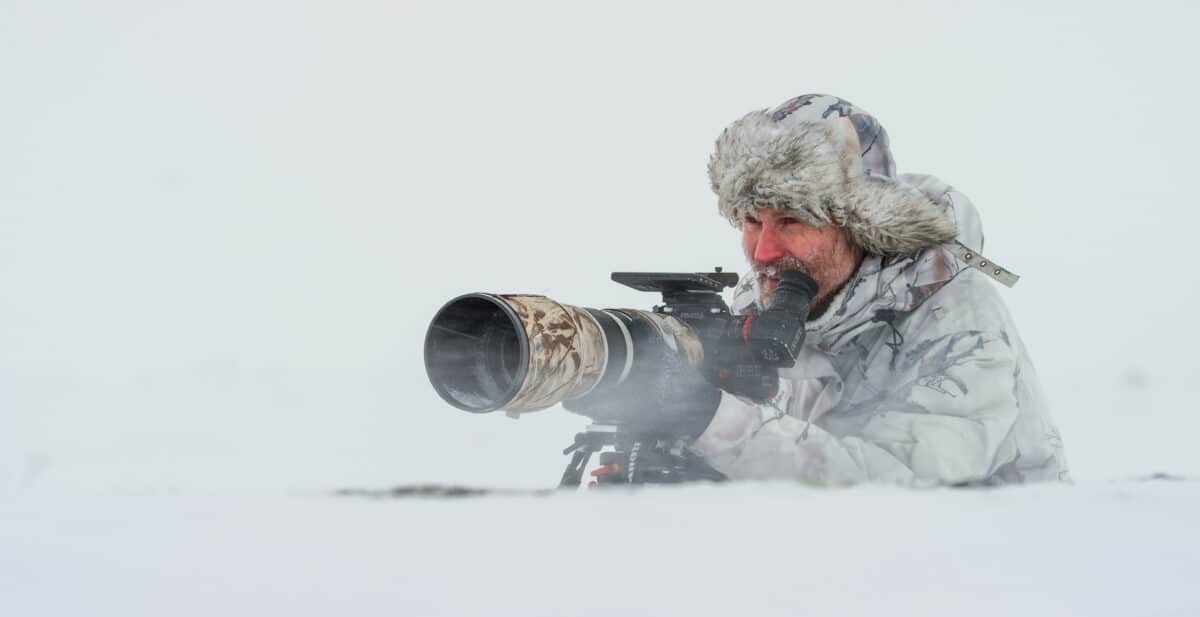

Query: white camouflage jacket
<box><xmin>689</xmin><ymin>174</ymin><xmax>1068</xmax><ymax>486</ymax></box>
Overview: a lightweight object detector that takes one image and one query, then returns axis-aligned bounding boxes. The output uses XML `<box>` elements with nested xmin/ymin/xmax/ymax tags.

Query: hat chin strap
<box><xmin>944</xmin><ymin>241</ymin><xmax>1020</xmax><ymax>287</ymax></box>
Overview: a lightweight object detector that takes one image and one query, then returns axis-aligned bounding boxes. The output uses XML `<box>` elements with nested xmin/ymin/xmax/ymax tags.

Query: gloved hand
<box><xmin>562</xmin><ymin>344</ymin><xmax>721</xmax><ymax>438</ymax></box>
<box><xmin>701</xmin><ymin>269</ymin><xmax>813</xmax><ymax>404</ymax></box>
<box><xmin>701</xmin><ymin>335</ymin><xmax>781</xmax><ymax>404</ymax></box>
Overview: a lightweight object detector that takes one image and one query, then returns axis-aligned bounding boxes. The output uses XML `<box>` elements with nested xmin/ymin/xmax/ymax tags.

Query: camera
<box><xmin>423</xmin><ymin>269</ymin><xmax>816</xmax><ymax>415</ymax></box>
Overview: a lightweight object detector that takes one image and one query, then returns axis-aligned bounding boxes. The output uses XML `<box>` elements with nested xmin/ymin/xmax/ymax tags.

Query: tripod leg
<box><xmin>558</xmin><ymin>447</ymin><xmax>594</xmax><ymax>489</ymax></box>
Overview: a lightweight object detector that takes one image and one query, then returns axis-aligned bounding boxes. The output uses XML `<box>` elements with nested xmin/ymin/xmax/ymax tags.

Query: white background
<box><xmin>5</xmin><ymin>3</ymin><xmax>1200</xmax><ymax>616</ymax></box>
<box><xmin>3</xmin><ymin>0</ymin><xmax>1198</xmax><ymax>492</ymax></box>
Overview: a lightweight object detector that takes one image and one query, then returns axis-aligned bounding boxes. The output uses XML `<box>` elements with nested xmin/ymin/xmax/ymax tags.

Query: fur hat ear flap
<box><xmin>837</xmin><ymin>175</ymin><xmax>959</xmax><ymax>256</ymax></box>
<box><xmin>709</xmin><ymin>101</ymin><xmax>958</xmax><ymax>257</ymax></box>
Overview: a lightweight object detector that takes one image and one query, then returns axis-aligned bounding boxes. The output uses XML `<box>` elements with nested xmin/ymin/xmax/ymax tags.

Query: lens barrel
<box><xmin>424</xmin><ymin>294</ymin><xmax>703</xmax><ymax>414</ymax></box>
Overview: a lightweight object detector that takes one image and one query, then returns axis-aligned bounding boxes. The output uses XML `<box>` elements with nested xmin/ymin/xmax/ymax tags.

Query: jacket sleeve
<box><xmin>688</xmin><ymin>329</ymin><xmax>1022</xmax><ymax>486</ymax></box>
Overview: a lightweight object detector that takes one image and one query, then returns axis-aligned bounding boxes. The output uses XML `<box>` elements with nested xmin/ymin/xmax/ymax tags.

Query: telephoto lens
<box><xmin>423</xmin><ymin>293</ymin><xmax>703</xmax><ymax>415</ymax></box>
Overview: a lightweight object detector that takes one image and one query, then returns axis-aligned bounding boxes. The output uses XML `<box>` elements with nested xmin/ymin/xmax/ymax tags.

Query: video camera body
<box><xmin>423</xmin><ymin>268</ymin><xmax>817</xmax><ymax>487</ymax></box>
<box><xmin>598</xmin><ymin>269</ymin><xmax>816</xmax><ymax>409</ymax></box>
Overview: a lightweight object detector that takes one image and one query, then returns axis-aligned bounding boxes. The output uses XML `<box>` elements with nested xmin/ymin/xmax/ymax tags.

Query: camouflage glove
<box><xmin>562</xmin><ymin>346</ymin><xmax>721</xmax><ymax>439</ymax></box>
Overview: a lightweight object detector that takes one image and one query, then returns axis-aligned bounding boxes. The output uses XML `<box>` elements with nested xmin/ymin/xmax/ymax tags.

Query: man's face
<box><xmin>742</xmin><ymin>208</ymin><xmax>864</xmax><ymax>319</ymax></box>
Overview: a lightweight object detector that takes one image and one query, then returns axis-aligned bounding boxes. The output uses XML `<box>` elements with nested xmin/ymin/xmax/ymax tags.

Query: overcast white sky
<box><xmin>2</xmin><ymin>0</ymin><xmax>1198</xmax><ymax>492</ymax></box>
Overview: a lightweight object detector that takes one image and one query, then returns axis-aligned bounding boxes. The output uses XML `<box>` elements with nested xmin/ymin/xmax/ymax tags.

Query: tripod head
<box><xmin>559</xmin><ymin>424</ymin><xmax>725</xmax><ymax>488</ymax></box>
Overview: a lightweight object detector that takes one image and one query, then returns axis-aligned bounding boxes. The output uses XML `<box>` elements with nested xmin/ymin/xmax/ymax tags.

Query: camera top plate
<box><xmin>610</xmin><ymin>270</ymin><xmax>739</xmax><ymax>294</ymax></box>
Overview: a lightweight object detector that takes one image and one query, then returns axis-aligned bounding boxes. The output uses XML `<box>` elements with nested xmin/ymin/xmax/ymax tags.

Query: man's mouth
<box><xmin>758</xmin><ymin>267</ymin><xmax>785</xmax><ymax>290</ymax></box>
<box><xmin>757</xmin><ymin>260</ymin><xmax>818</xmax><ymax>297</ymax></box>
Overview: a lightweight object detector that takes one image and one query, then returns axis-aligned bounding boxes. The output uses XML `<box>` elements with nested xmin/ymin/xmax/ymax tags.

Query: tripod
<box><xmin>559</xmin><ymin>424</ymin><xmax>726</xmax><ymax>488</ymax></box>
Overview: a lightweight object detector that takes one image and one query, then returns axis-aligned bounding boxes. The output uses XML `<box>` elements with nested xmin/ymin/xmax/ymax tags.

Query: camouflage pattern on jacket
<box><xmin>690</xmin><ymin>174</ymin><xmax>1068</xmax><ymax>485</ymax></box>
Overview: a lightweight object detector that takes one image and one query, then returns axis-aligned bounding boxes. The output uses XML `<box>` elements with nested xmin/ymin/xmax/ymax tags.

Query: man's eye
<box><xmin>779</xmin><ymin>217</ymin><xmax>800</xmax><ymax>226</ymax></box>
<box><xmin>743</xmin><ymin>215</ymin><xmax>761</xmax><ymax>225</ymax></box>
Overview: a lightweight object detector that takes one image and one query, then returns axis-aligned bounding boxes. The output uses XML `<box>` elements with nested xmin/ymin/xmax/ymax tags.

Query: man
<box><xmin>571</xmin><ymin>94</ymin><xmax>1067</xmax><ymax>486</ymax></box>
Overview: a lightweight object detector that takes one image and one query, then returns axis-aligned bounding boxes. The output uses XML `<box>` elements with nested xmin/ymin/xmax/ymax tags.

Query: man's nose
<box><xmin>753</xmin><ymin>223</ymin><xmax>787</xmax><ymax>263</ymax></box>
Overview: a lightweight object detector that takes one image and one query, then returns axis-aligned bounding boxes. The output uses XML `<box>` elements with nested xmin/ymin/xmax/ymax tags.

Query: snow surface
<box><xmin>4</xmin><ymin>480</ymin><xmax>1199</xmax><ymax>617</ymax></box>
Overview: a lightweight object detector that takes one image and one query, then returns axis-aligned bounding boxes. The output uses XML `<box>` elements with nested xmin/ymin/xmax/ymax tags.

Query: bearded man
<box><xmin>569</xmin><ymin>94</ymin><xmax>1067</xmax><ymax>486</ymax></box>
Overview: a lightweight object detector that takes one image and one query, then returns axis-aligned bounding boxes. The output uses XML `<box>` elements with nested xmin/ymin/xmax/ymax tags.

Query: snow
<box><xmin>4</xmin><ymin>480</ymin><xmax>1199</xmax><ymax>617</ymax></box>
<box><xmin>4</xmin><ymin>0</ymin><xmax>1200</xmax><ymax>614</ymax></box>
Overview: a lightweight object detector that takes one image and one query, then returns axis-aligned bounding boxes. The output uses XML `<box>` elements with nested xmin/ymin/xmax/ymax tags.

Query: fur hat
<box><xmin>708</xmin><ymin>94</ymin><xmax>957</xmax><ymax>257</ymax></box>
